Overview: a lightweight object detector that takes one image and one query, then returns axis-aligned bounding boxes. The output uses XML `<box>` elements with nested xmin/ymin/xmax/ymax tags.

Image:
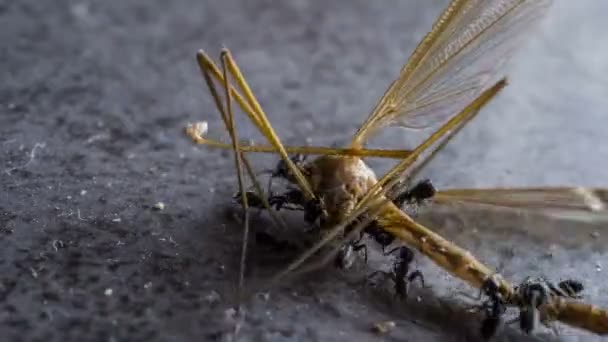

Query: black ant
<box><xmin>393</xmin><ymin>179</ymin><xmax>437</xmax><ymax>208</ymax></box>
<box><xmin>368</xmin><ymin>245</ymin><xmax>425</xmax><ymax>299</ymax></box>
<box><xmin>514</xmin><ymin>277</ymin><xmax>585</xmax><ymax>335</ymax></box>
<box><xmin>473</xmin><ymin>276</ymin><xmax>508</xmax><ymax>340</ymax></box>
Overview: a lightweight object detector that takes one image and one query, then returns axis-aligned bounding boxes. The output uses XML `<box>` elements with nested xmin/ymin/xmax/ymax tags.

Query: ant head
<box><xmin>412</xmin><ymin>179</ymin><xmax>437</xmax><ymax>200</ymax></box>
<box><xmin>271</xmin><ymin>154</ymin><xmax>307</xmax><ymax>181</ymax></box>
<box><xmin>481</xmin><ymin>275</ymin><xmax>500</xmax><ymax>297</ymax></box>
<box><xmin>398</xmin><ymin>246</ymin><xmax>415</xmax><ymax>263</ymax></box>
<box><xmin>558</xmin><ymin>279</ymin><xmax>584</xmax><ymax>294</ymax></box>
<box><xmin>520</xmin><ymin>281</ymin><xmax>548</xmax><ymax>308</ymax></box>
<box><xmin>303</xmin><ymin>197</ymin><xmax>323</xmax><ymax>225</ymax></box>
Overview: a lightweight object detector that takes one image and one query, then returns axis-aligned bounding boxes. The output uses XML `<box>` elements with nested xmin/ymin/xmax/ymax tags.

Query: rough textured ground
<box><xmin>2</xmin><ymin>0</ymin><xmax>608</xmax><ymax>341</ymax></box>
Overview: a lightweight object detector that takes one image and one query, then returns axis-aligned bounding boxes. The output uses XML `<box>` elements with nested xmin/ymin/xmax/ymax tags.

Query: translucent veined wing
<box><xmin>420</xmin><ymin>187</ymin><xmax>608</xmax><ymax>251</ymax></box>
<box><xmin>410</xmin><ymin>196</ymin><xmax>608</xmax><ymax>331</ymax></box>
<box><xmin>433</xmin><ymin>187</ymin><xmax>608</xmax><ymax>219</ymax></box>
<box><xmin>351</xmin><ymin>0</ymin><xmax>553</xmax><ymax>147</ymax></box>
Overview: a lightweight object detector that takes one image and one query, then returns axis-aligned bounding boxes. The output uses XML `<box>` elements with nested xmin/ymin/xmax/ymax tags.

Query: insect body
<box><xmin>554</xmin><ymin>279</ymin><xmax>585</xmax><ymax>299</ymax></box>
<box><xmin>187</xmin><ymin>0</ymin><xmax>608</xmax><ymax>336</ymax></box>
<box><xmin>514</xmin><ymin>277</ymin><xmax>586</xmax><ymax>334</ymax></box>
<box><xmin>393</xmin><ymin>179</ymin><xmax>437</xmax><ymax>208</ymax></box>
<box><xmin>477</xmin><ymin>276</ymin><xmax>508</xmax><ymax>340</ymax></box>
<box><xmin>516</xmin><ymin>278</ymin><xmax>550</xmax><ymax>334</ymax></box>
<box><xmin>387</xmin><ymin>246</ymin><xmax>425</xmax><ymax>298</ymax></box>
<box><xmin>368</xmin><ymin>245</ymin><xmax>425</xmax><ymax>299</ymax></box>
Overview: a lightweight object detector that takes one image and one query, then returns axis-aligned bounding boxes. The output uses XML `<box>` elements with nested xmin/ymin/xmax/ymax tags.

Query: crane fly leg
<box><xmin>192</xmin><ymin>49</ymin><xmax>315</xmax><ymax>201</ymax></box>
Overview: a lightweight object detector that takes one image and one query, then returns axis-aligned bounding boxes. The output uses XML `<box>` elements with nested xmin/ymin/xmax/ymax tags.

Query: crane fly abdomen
<box><xmin>304</xmin><ymin>155</ymin><xmax>378</xmax><ymax>226</ymax></box>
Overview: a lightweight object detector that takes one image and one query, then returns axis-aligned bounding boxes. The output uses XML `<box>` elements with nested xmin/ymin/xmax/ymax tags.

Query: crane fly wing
<box><xmin>398</xmin><ymin>194</ymin><xmax>608</xmax><ymax>319</ymax></box>
<box><xmin>434</xmin><ymin>187</ymin><xmax>608</xmax><ymax>214</ymax></box>
<box><xmin>352</xmin><ymin>0</ymin><xmax>552</xmax><ymax>146</ymax></box>
<box><xmin>416</xmin><ymin>187</ymin><xmax>608</xmax><ymax>253</ymax></box>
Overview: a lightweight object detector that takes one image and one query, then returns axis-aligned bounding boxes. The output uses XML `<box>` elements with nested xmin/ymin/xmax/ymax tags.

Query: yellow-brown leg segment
<box><xmin>219</xmin><ymin>52</ymin><xmax>251</xmax><ymax>297</ymax></box>
<box><xmin>192</xmin><ymin>49</ymin><xmax>315</xmax><ymax>200</ymax></box>
<box><xmin>185</xmin><ymin>136</ymin><xmax>414</xmax><ymax>159</ymax></box>
<box><xmin>545</xmin><ymin>299</ymin><xmax>608</xmax><ymax>334</ymax></box>
<box><xmin>186</xmin><ymin>51</ymin><xmax>413</xmax><ymax>160</ymax></box>
<box><xmin>200</xmin><ymin>49</ymin><xmax>253</xmax><ymax>301</ymax></box>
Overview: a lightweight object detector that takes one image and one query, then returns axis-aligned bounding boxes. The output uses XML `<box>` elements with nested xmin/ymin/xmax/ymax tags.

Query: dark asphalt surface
<box><xmin>2</xmin><ymin>1</ymin><xmax>608</xmax><ymax>341</ymax></box>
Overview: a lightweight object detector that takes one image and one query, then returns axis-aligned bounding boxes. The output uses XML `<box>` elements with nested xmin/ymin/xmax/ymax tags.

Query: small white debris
<box><xmin>591</xmin><ymin>231</ymin><xmax>600</xmax><ymax>239</ymax></box>
<box><xmin>596</xmin><ymin>262</ymin><xmax>603</xmax><ymax>272</ymax></box>
<box><xmin>257</xmin><ymin>292</ymin><xmax>270</xmax><ymax>301</ymax></box>
<box><xmin>127</xmin><ymin>153</ymin><xmax>136</xmax><ymax>160</ymax></box>
<box><xmin>416</xmin><ymin>296</ymin><xmax>422</xmax><ymax>303</ymax></box>
<box><xmin>67</xmin><ymin>195</ymin><xmax>72</xmax><ymax>200</ymax></box>
<box><xmin>152</xmin><ymin>202</ymin><xmax>165</xmax><ymax>211</ymax></box>
<box><xmin>190</xmin><ymin>121</ymin><xmax>208</xmax><ymax>137</ymax></box>
<box><xmin>80</xmin><ymin>190</ymin><xmax>87</xmax><ymax>196</ymax></box>
<box><xmin>223</xmin><ymin>307</ymin><xmax>238</xmax><ymax>323</ymax></box>
<box><xmin>544</xmin><ymin>244</ymin><xmax>558</xmax><ymax>258</ymax></box>
<box><xmin>112</xmin><ymin>218</ymin><xmax>121</xmax><ymax>223</ymax></box>
<box><xmin>372</xmin><ymin>321</ymin><xmax>396</xmax><ymax>334</ymax></box>
<box><xmin>52</xmin><ymin>240</ymin><xmax>64</xmax><ymax>252</ymax></box>
<box><xmin>144</xmin><ymin>282</ymin><xmax>153</xmax><ymax>289</ymax></box>
<box><xmin>204</xmin><ymin>290</ymin><xmax>221</xmax><ymax>304</ymax></box>
<box><xmin>104</xmin><ymin>288</ymin><xmax>113</xmax><ymax>296</ymax></box>
<box><xmin>208</xmin><ymin>187</ymin><xmax>215</xmax><ymax>194</ymax></box>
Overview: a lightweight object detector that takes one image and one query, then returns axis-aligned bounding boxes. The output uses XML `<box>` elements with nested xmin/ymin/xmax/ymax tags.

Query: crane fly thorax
<box><xmin>303</xmin><ymin>155</ymin><xmax>378</xmax><ymax>224</ymax></box>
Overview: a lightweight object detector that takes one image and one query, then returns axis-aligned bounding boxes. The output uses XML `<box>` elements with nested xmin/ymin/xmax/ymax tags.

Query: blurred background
<box><xmin>2</xmin><ymin>1</ymin><xmax>608</xmax><ymax>341</ymax></box>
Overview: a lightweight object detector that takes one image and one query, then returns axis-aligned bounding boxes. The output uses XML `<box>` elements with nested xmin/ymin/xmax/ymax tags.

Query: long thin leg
<box><xmin>407</xmin><ymin>270</ymin><xmax>426</xmax><ymax>288</ymax></box>
<box><xmin>186</xmin><ymin>133</ymin><xmax>414</xmax><ymax>159</ymax></box>
<box><xmin>194</xmin><ymin>49</ymin><xmax>315</xmax><ymax>201</ymax></box>
<box><xmin>187</xmin><ymin>52</ymin><xmax>413</xmax><ymax>160</ymax></box>
<box><xmin>219</xmin><ymin>53</ymin><xmax>250</xmax><ymax>300</ymax></box>
<box><xmin>196</xmin><ymin>50</ymin><xmax>286</xmax><ymax>231</ymax></box>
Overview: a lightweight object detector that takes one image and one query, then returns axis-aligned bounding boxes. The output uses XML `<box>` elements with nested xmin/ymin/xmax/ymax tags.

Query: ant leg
<box><xmin>408</xmin><ymin>270</ymin><xmax>429</xmax><ymax>289</ymax></box>
<box><xmin>351</xmin><ymin>242</ymin><xmax>368</xmax><ymax>264</ymax></box>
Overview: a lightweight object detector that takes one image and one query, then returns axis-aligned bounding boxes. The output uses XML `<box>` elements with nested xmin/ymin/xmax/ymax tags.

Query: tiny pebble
<box><xmin>80</xmin><ymin>190</ymin><xmax>87</xmax><ymax>196</ymax></box>
<box><xmin>104</xmin><ymin>288</ymin><xmax>113</xmax><ymax>296</ymax></box>
<box><xmin>152</xmin><ymin>202</ymin><xmax>165</xmax><ymax>211</ymax></box>
<box><xmin>223</xmin><ymin>307</ymin><xmax>238</xmax><ymax>323</ymax></box>
<box><xmin>144</xmin><ymin>282</ymin><xmax>152</xmax><ymax>289</ymax></box>
<box><xmin>112</xmin><ymin>218</ymin><xmax>121</xmax><ymax>223</ymax></box>
<box><xmin>205</xmin><ymin>290</ymin><xmax>221</xmax><ymax>304</ymax></box>
<box><xmin>591</xmin><ymin>231</ymin><xmax>600</xmax><ymax>239</ymax></box>
<box><xmin>372</xmin><ymin>321</ymin><xmax>396</xmax><ymax>334</ymax></box>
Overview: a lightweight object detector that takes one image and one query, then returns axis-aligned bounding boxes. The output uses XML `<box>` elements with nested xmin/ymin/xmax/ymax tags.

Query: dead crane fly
<box><xmin>186</xmin><ymin>0</ymin><xmax>608</xmax><ymax>337</ymax></box>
